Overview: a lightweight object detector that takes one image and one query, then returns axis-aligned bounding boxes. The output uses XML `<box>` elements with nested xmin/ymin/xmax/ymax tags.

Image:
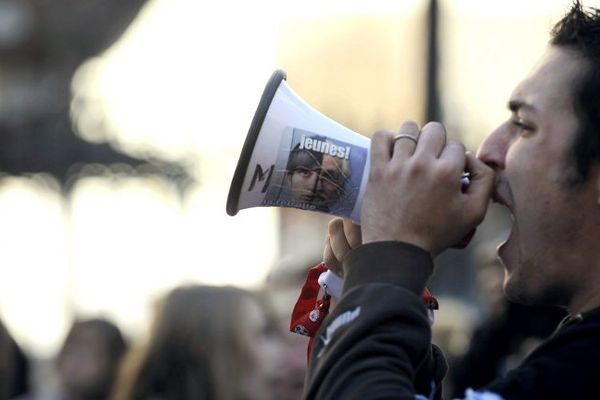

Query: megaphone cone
<box><xmin>227</xmin><ymin>70</ymin><xmax>476</xmax><ymax>249</ymax></box>
<box><xmin>226</xmin><ymin>70</ymin><xmax>371</xmax><ymax>223</ymax></box>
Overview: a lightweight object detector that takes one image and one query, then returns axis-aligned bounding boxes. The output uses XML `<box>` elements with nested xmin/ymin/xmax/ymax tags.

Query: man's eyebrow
<box><xmin>508</xmin><ymin>100</ymin><xmax>536</xmax><ymax>112</ymax></box>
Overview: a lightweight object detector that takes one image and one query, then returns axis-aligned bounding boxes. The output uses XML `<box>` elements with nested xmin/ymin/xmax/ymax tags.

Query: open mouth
<box><xmin>299</xmin><ymin>193</ymin><xmax>314</xmax><ymax>202</ymax></box>
<box><xmin>491</xmin><ymin>184</ymin><xmax>516</xmax><ymax>267</ymax></box>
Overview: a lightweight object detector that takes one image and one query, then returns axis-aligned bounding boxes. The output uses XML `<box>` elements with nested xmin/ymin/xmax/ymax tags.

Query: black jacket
<box><xmin>304</xmin><ymin>241</ymin><xmax>600</xmax><ymax>400</ymax></box>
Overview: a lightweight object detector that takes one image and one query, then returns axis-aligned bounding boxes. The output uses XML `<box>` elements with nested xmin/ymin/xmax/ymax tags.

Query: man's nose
<box><xmin>477</xmin><ymin>123</ymin><xmax>509</xmax><ymax>170</ymax></box>
<box><xmin>309</xmin><ymin>172</ymin><xmax>320</xmax><ymax>190</ymax></box>
<box><xmin>316</xmin><ymin>173</ymin><xmax>327</xmax><ymax>187</ymax></box>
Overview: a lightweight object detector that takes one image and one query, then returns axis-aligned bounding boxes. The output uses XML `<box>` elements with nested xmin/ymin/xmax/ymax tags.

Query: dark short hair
<box><xmin>286</xmin><ymin>141</ymin><xmax>323</xmax><ymax>174</ymax></box>
<box><xmin>551</xmin><ymin>0</ymin><xmax>600</xmax><ymax>184</ymax></box>
<box><xmin>60</xmin><ymin>318</ymin><xmax>127</xmax><ymax>364</ymax></box>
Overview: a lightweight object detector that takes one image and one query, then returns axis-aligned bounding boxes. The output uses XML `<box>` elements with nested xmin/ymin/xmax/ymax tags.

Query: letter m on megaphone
<box><xmin>227</xmin><ymin>70</ymin><xmax>370</xmax><ymax>222</ymax></box>
<box><xmin>248</xmin><ymin>164</ymin><xmax>274</xmax><ymax>193</ymax></box>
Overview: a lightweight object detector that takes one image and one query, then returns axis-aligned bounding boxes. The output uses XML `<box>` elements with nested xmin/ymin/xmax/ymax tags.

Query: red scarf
<box><xmin>290</xmin><ymin>262</ymin><xmax>438</xmax><ymax>360</ymax></box>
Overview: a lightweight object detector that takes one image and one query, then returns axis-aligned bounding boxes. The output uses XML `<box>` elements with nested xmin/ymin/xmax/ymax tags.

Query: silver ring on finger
<box><xmin>393</xmin><ymin>134</ymin><xmax>418</xmax><ymax>145</ymax></box>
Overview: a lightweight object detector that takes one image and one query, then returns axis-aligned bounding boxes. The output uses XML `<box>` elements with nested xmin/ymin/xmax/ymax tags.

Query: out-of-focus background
<box><xmin>0</xmin><ymin>0</ymin><xmax>591</xmax><ymax>398</ymax></box>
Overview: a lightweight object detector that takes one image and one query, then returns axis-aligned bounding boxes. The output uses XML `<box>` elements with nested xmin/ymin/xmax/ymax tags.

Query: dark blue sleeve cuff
<box><xmin>343</xmin><ymin>241</ymin><xmax>434</xmax><ymax>296</ymax></box>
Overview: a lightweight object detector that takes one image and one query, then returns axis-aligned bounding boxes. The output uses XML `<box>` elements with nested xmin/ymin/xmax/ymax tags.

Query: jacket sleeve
<box><xmin>303</xmin><ymin>241</ymin><xmax>436</xmax><ymax>400</ymax></box>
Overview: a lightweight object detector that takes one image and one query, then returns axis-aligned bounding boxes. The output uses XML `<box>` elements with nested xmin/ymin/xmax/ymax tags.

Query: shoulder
<box><xmin>484</xmin><ymin>307</ymin><xmax>600</xmax><ymax>398</ymax></box>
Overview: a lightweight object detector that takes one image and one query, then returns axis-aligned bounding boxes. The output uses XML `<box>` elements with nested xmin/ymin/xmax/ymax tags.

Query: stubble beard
<box><xmin>503</xmin><ymin>257</ymin><xmax>571</xmax><ymax>308</ymax></box>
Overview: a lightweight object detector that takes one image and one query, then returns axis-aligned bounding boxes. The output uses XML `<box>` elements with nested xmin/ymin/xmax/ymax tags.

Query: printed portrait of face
<box><xmin>286</xmin><ymin>146</ymin><xmax>323</xmax><ymax>204</ymax></box>
<box><xmin>313</xmin><ymin>154</ymin><xmax>351</xmax><ymax>210</ymax></box>
<box><xmin>285</xmin><ymin>137</ymin><xmax>351</xmax><ymax>210</ymax></box>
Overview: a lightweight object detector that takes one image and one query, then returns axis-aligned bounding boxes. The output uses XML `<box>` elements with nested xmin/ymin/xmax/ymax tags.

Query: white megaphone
<box><xmin>226</xmin><ymin>70</ymin><xmax>371</xmax><ymax>223</ymax></box>
<box><xmin>227</xmin><ymin>70</ymin><xmax>475</xmax><ymax>248</ymax></box>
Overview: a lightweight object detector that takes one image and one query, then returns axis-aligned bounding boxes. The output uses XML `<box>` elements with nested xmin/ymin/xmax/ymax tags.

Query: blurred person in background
<box><xmin>57</xmin><ymin>319</ymin><xmax>127</xmax><ymax>400</ymax></box>
<box><xmin>0</xmin><ymin>319</ymin><xmax>30</xmax><ymax>400</ymax></box>
<box><xmin>264</xmin><ymin>255</ymin><xmax>320</xmax><ymax>399</ymax></box>
<box><xmin>111</xmin><ymin>285</ymin><xmax>286</xmax><ymax>400</ymax></box>
<box><xmin>16</xmin><ymin>318</ymin><xmax>127</xmax><ymax>400</ymax></box>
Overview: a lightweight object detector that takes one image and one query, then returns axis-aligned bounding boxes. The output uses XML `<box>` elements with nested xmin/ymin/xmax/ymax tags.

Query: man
<box><xmin>286</xmin><ymin>142</ymin><xmax>324</xmax><ymax>205</ymax></box>
<box><xmin>304</xmin><ymin>2</ymin><xmax>600</xmax><ymax>399</ymax></box>
<box><xmin>313</xmin><ymin>152</ymin><xmax>351</xmax><ymax>212</ymax></box>
<box><xmin>286</xmin><ymin>138</ymin><xmax>351</xmax><ymax>211</ymax></box>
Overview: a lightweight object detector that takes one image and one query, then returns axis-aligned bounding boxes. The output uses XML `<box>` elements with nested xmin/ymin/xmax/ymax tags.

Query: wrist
<box><xmin>363</xmin><ymin>232</ymin><xmax>433</xmax><ymax>255</ymax></box>
<box><xmin>343</xmin><ymin>241</ymin><xmax>434</xmax><ymax>296</ymax></box>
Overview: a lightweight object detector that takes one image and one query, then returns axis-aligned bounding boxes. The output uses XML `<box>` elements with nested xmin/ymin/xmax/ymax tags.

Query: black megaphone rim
<box><xmin>226</xmin><ymin>69</ymin><xmax>287</xmax><ymax>216</ymax></box>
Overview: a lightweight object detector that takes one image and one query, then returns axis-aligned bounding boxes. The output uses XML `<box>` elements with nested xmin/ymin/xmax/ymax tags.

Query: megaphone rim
<box><xmin>226</xmin><ymin>69</ymin><xmax>287</xmax><ymax>216</ymax></box>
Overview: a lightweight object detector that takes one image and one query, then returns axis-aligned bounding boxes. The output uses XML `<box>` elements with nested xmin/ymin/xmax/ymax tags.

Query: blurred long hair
<box><xmin>111</xmin><ymin>285</ymin><xmax>277</xmax><ymax>400</ymax></box>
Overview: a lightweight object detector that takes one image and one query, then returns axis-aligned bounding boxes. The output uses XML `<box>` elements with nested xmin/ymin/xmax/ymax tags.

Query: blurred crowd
<box><xmin>0</xmin><ymin>245</ymin><xmax>567</xmax><ymax>400</ymax></box>
<box><xmin>0</xmin><ymin>257</ymin><xmax>312</xmax><ymax>400</ymax></box>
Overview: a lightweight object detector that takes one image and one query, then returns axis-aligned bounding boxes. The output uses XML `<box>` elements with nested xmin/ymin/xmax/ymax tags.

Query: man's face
<box><xmin>314</xmin><ymin>155</ymin><xmax>346</xmax><ymax>207</ymax></box>
<box><xmin>288</xmin><ymin>167</ymin><xmax>319</xmax><ymax>203</ymax></box>
<box><xmin>477</xmin><ymin>46</ymin><xmax>600</xmax><ymax>310</ymax></box>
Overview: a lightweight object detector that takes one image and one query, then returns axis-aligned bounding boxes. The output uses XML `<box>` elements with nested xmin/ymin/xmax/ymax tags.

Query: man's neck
<box><xmin>568</xmin><ymin>277</ymin><xmax>600</xmax><ymax>315</ymax></box>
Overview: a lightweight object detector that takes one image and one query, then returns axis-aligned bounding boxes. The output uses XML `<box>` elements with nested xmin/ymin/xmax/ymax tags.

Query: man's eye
<box><xmin>321</xmin><ymin>173</ymin><xmax>335</xmax><ymax>182</ymax></box>
<box><xmin>512</xmin><ymin>119</ymin><xmax>534</xmax><ymax>133</ymax></box>
<box><xmin>297</xmin><ymin>169</ymin><xmax>314</xmax><ymax>177</ymax></box>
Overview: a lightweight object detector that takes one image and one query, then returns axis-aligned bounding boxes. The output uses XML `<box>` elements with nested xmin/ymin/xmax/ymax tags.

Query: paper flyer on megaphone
<box><xmin>248</xmin><ymin>127</ymin><xmax>368</xmax><ymax>218</ymax></box>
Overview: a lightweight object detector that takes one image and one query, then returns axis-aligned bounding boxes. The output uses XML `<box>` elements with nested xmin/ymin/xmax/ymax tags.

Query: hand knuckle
<box><xmin>388</xmin><ymin>163</ymin><xmax>406</xmax><ymax>181</ymax></box>
<box><xmin>409</xmin><ymin>158</ymin><xmax>427</xmax><ymax>175</ymax></box>
<box><xmin>437</xmin><ymin>163</ymin><xmax>457</xmax><ymax>180</ymax></box>
<box><xmin>328</xmin><ymin>218</ymin><xmax>343</xmax><ymax>235</ymax></box>
<box><xmin>369</xmin><ymin>165</ymin><xmax>386</xmax><ymax>182</ymax></box>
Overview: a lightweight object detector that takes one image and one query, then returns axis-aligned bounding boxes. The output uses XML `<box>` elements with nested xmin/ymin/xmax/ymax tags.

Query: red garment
<box><xmin>290</xmin><ymin>262</ymin><xmax>438</xmax><ymax>359</ymax></box>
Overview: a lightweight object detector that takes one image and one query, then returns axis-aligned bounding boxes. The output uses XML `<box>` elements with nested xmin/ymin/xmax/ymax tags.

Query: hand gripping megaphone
<box><xmin>226</xmin><ymin>70</ymin><xmax>371</xmax><ymax>223</ymax></box>
<box><xmin>226</xmin><ymin>70</ymin><xmax>473</xmax><ymax>248</ymax></box>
